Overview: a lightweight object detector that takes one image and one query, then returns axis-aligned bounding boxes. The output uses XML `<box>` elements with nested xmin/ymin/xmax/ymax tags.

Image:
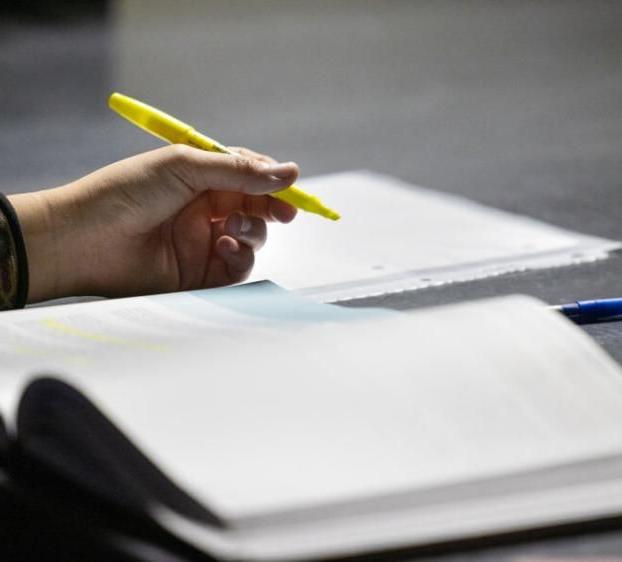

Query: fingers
<box><xmin>160</xmin><ymin>144</ymin><xmax>299</xmax><ymax>196</ymax></box>
<box><xmin>161</xmin><ymin>143</ymin><xmax>296</xmax><ymax>287</ymax></box>
<box><xmin>203</xmin><ymin>212</ymin><xmax>267</xmax><ymax>286</ymax></box>
<box><xmin>225</xmin><ymin>146</ymin><xmax>294</xmax><ymax>221</ymax></box>
<box><xmin>208</xmin><ymin>192</ymin><xmax>297</xmax><ymax>223</ymax></box>
<box><xmin>214</xmin><ymin>236</ymin><xmax>255</xmax><ymax>284</ymax></box>
<box><xmin>263</xmin><ymin>198</ymin><xmax>297</xmax><ymax>223</ymax></box>
<box><xmin>226</xmin><ymin>149</ymin><xmax>294</xmax><ymax>220</ymax></box>
<box><xmin>224</xmin><ymin>212</ymin><xmax>267</xmax><ymax>251</ymax></box>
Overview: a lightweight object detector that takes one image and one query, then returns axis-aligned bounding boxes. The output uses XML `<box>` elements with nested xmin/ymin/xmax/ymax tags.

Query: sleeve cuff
<box><xmin>0</xmin><ymin>194</ymin><xmax>29</xmax><ymax>309</ymax></box>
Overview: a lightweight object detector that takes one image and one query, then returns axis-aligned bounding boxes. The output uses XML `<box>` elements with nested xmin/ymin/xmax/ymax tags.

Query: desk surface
<box><xmin>2</xmin><ymin>1</ymin><xmax>622</xmax><ymax>559</ymax></box>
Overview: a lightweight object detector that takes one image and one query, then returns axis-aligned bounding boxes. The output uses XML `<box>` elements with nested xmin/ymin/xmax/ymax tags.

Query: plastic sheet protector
<box><xmin>250</xmin><ymin>171</ymin><xmax>621</xmax><ymax>302</ymax></box>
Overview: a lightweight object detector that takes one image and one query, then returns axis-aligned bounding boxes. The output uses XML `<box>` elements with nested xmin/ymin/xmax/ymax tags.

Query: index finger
<box><xmin>208</xmin><ymin>191</ymin><xmax>297</xmax><ymax>223</ymax></box>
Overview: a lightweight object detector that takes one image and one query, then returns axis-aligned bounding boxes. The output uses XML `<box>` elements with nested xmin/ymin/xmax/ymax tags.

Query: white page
<box><xmin>250</xmin><ymin>171</ymin><xmax>620</xmax><ymax>301</ymax></box>
<box><xmin>0</xmin><ymin>282</ymin><xmax>382</xmax><ymax>423</ymax></box>
<box><xmin>107</xmin><ymin>296</ymin><xmax>622</xmax><ymax>522</ymax></box>
<box><xmin>4</xmin><ymin>288</ymin><xmax>622</xmax><ymax>526</ymax></box>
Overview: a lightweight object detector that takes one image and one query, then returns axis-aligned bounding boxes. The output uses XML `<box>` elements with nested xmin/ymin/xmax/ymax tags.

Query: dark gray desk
<box><xmin>2</xmin><ymin>1</ymin><xmax>622</xmax><ymax>559</ymax></box>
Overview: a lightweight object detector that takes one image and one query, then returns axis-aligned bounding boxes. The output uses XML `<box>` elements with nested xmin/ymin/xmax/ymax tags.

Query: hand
<box><xmin>9</xmin><ymin>145</ymin><xmax>299</xmax><ymax>303</ymax></box>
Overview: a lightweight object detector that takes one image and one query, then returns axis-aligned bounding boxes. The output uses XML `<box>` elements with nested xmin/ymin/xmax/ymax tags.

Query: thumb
<box><xmin>161</xmin><ymin>145</ymin><xmax>299</xmax><ymax>195</ymax></box>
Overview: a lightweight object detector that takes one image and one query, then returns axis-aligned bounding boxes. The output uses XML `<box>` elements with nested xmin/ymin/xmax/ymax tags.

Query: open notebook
<box><xmin>3</xmin><ymin>282</ymin><xmax>622</xmax><ymax>560</ymax></box>
<box><xmin>250</xmin><ymin>172</ymin><xmax>621</xmax><ymax>301</ymax></box>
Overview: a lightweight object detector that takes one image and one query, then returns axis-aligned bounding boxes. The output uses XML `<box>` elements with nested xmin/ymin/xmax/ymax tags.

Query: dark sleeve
<box><xmin>0</xmin><ymin>194</ymin><xmax>28</xmax><ymax>310</ymax></box>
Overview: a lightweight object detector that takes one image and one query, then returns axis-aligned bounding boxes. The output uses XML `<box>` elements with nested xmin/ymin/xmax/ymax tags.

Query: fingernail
<box><xmin>227</xmin><ymin>213</ymin><xmax>251</xmax><ymax>237</ymax></box>
<box><xmin>227</xmin><ymin>213</ymin><xmax>242</xmax><ymax>236</ymax></box>
<box><xmin>265</xmin><ymin>162</ymin><xmax>296</xmax><ymax>179</ymax></box>
<box><xmin>239</xmin><ymin>215</ymin><xmax>252</xmax><ymax>234</ymax></box>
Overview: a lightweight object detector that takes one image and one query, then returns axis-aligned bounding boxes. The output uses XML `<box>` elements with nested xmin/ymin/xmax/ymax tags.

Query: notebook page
<box><xmin>12</xmin><ymin>293</ymin><xmax>621</xmax><ymax>522</ymax></box>
<box><xmin>249</xmin><ymin>171</ymin><xmax>620</xmax><ymax>301</ymax></box>
<box><xmin>0</xmin><ymin>282</ymin><xmax>382</xmax><ymax>425</ymax></box>
<box><xmin>118</xmin><ymin>296</ymin><xmax>622</xmax><ymax>520</ymax></box>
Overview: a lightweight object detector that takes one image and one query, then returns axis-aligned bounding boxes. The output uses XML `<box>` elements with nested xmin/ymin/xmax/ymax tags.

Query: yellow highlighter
<box><xmin>108</xmin><ymin>93</ymin><xmax>340</xmax><ymax>221</ymax></box>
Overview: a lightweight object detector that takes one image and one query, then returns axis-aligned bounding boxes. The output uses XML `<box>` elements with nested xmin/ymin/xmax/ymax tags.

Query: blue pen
<box><xmin>552</xmin><ymin>298</ymin><xmax>622</xmax><ymax>324</ymax></box>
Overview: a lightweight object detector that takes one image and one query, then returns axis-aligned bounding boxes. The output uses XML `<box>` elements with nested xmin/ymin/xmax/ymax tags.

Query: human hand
<box><xmin>9</xmin><ymin>145</ymin><xmax>298</xmax><ymax>303</ymax></box>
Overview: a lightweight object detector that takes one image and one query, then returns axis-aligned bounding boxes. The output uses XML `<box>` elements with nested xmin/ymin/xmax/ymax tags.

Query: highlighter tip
<box><xmin>324</xmin><ymin>210</ymin><xmax>341</xmax><ymax>221</ymax></box>
<box><xmin>108</xmin><ymin>92</ymin><xmax>121</xmax><ymax>109</ymax></box>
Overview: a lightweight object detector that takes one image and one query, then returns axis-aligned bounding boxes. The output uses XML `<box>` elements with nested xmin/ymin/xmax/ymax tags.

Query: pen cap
<box><xmin>108</xmin><ymin>93</ymin><xmax>193</xmax><ymax>144</ymax></box>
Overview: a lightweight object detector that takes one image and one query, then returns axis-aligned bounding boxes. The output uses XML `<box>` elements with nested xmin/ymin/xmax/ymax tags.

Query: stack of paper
<box><xmin>250</xmin><ymin>171</ymin><xmax>620</xmax><ymax>301</ymax></box>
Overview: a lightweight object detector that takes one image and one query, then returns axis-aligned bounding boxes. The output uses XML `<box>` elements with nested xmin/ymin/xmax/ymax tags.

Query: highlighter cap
<box><xmin>108</xmin><ymin>93</ymin><xmax>193</xmax><ymax>144</ymax></box>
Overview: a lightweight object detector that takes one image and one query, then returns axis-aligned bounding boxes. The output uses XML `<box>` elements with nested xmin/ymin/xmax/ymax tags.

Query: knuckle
<box><xmin>165</xmin><ymin>144</ymin><xmax>194</xmax><ymax>165</ymax></box>
<box><xmin>234</xmin><ymin>157</ymin><xmax>265</xmax><ymax>177</ymax></box>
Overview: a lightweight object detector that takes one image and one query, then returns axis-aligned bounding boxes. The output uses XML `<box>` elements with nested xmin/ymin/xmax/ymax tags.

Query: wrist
<box><xmin>8</xmin><ymin>187</ymin><xmax>88</xmax><ymax>303</ymax></box>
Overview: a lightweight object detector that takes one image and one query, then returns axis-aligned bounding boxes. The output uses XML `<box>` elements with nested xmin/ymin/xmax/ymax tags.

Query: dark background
<box><xmin>2</xmin><ymin>1</ymin><xmax>622</xmax><ymax>560</ymax></box>
<box><xmin>0</xmin><ymin>0</ymin><xmax>107</xmax><ymax>21</ymax></box>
